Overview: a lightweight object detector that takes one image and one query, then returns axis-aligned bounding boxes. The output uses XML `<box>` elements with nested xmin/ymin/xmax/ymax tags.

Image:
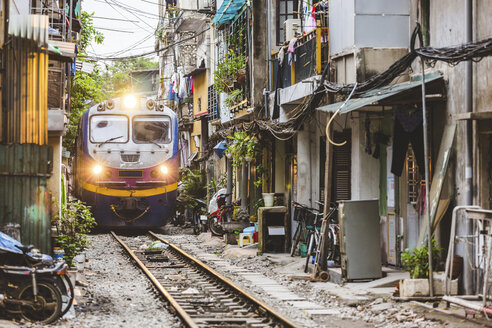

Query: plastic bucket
<box><xmin>262</xmin><ymin>193</ymin><xmax>274</xmax><ymax>207</ymax></box>
<box><xmin>300</xmin><ymin>243</ymin><xmax>308</xmax><ymax>257</ymax></box>
<box><xmin>53</xmin><ymin>248</ymin><xmax>64</xmax><ymax>262</ymax></box>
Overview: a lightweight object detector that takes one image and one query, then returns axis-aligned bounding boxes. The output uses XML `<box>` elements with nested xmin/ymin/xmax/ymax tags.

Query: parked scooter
<box><xmin>208</xmin><ymin>189</ymin><xmax>240</xmax><ymax>236</ymax></box>
<box><xmin>192</xmin><ymin>198</ymin><xmax>208</xmax><ymax>235</ymax></box>
<box><xmin>0</xmin><ymin>232</ymin><xmax>72</xmax><ymax>324</ymax></box>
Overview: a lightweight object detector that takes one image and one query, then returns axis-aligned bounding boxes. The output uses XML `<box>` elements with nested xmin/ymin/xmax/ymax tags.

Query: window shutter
<box><xmin>332</xmin><ymin>130</ymin><xmax>351</xmax><ymax>201</ymax></box>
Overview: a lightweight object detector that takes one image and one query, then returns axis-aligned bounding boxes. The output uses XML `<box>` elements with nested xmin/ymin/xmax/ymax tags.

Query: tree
<box><xmin>103</xmin><ymin>57</ymin><xmax>159</xmax><ymax>97</ymax></box>
<box><xmin>63</xmin><ymin>12</ymin><xmax>104</xmax><ymax>152</ymax></box>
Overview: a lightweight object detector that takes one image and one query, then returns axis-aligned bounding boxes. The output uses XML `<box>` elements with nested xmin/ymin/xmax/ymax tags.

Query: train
<box><xmin>73</xmin><ymin>95</ymin><xmax>178</xmax><ymax>228</ymax></box>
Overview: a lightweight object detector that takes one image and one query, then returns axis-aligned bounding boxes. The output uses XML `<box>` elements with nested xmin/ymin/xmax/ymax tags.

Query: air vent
<box><xmin>121</xmin><ymin>154</ymin><xmax>140</xmax><ymax>162</ymax></box>
<box><xmin>118</xmin><ymin>170</ymin><xmax>143</xmax><ymax>178</ymax></box>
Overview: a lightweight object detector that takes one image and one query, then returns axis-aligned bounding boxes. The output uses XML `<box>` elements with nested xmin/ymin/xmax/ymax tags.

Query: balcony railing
<box><xmin>271</xmin><ymin>28</ymin><xmax>329</xmax><ymax>90</ymax></box>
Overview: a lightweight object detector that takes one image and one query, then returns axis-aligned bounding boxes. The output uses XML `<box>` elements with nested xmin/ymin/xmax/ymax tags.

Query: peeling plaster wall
<box><xmin>350</xmin><ymin>116</ymin><xmax>380</xmax><ymax>201</ymax></box>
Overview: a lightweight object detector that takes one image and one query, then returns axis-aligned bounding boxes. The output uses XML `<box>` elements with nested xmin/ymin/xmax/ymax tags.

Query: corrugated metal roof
<box><xmin>211</xmin><ymin>0</ymin><xmax>246</xmax><ymax>25</ymax></box>
<box><xmin>8</xmin><ymin>14</ymin><xmax>49</xmax><ymax>46</ymax></box>
<box><xmin>317</xmin><ymin>71</ymin><xmax>443</xmax><ymax>114</ymax></box>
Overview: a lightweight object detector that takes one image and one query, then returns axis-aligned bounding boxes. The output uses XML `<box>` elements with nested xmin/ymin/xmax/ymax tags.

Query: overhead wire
<box><xmin>209</xmin><ymin>24</ymin><xmax>492</xmax><ymax>145</ymax></box>
<box><xmin>82</xmin><ymin>27</ymin><xmax>210</xmax><ymax>61</ymax></box>
<box><xmin>99</xmin><ymin>0</ymin><xmax>155</xmax><ymax>33</ymax></box>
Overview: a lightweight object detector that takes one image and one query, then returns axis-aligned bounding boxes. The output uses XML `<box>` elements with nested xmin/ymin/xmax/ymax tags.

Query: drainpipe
<box><xmin>226</xmin><ymin>158</ymin><xmax>233</xmax><ymax>220</ymax></box>
<box><xmin>266</xmin><ymin>0</ymin><xmax>272</xmax><ymax>91</ymax></box>
<box><xmin>241</xmin><ymin>162</ymin><xmax>248</xmax><ymax>212</ymax></box>
<box><xmin>464</xmin><ymin>0</ymin><xmax>474</xmax><ymax>295</ymax></box>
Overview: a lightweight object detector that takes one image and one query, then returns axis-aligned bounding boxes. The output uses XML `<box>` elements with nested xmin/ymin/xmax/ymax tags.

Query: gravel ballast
<box><xmin>51</xmin><ymin>233</ymin><xmax>179</xmax><ymax>328</ymax></box>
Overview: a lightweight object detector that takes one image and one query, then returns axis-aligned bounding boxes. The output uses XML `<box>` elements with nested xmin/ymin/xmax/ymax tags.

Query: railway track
<box><xmin>111</xmin><ymin>231</ymin><xmax>298</xmax><ymax>328</ymax></box>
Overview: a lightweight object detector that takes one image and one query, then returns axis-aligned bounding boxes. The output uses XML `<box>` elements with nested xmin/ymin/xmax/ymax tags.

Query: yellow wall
<box><xmin>193</xmin><ymin>71</ymin><xmax>208</xmax><ymax>117</ymax></box>
<box><xmin>191</xmin><ymin>71</ymin><xmax>208</xmax><ymax>157</ymax></box>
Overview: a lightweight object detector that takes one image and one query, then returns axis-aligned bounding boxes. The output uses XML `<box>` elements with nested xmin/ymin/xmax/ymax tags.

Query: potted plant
<box><xmin>55</xmin><ymin>199</ymin><xmax>96</xmax><ymax>285</ymax></box>
<box><xmin>224</xmin><ymin>89</ymin><xmax>244</xmax><ymax>108</ymax></box>
<box><xmin>213</xmin><ymin>50</ymin><xmax>246</xmax><ymax>94</ymax></box>
<box><xmin>400</xmin><ymin>237</ymin><xmax>442</xmax><ymax>297</ymax></box>
<box><xmin>225</xmin><ymin>132</ymin><xmax>259</xmax><ymax>168</ymax></box>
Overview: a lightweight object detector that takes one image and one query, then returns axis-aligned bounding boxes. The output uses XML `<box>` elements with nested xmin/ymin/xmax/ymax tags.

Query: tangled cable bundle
<box><xmin>210</xmin><ymin>24</ymin><xmax>492</xmax><ymax>144</ymax></box>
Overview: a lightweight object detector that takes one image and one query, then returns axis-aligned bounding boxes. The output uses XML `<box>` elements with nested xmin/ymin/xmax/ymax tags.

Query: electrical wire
<box><xmin>81</xmin><ymin>27</ymin><xmax>210</xmax><ymax>61</ymax></box>
<box><xmin>208</xmin><ymin>24</ymin><xmax>492</xmax><ymax>146</ymax></box>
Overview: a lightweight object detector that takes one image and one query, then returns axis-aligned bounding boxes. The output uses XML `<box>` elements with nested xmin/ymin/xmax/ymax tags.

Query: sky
<box><xmin>83</xmin><ymin>0</ymin><xmax>160</xmax><ymax>61</ymax></box>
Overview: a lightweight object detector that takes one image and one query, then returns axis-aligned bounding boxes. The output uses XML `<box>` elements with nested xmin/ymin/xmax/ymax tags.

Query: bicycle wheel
<box><xmin>56</xmin><ymin>274</ymin><xmax>74</xmax><ymax>317</ymax></box>
<box><xmin>290</xmin><ymin>223</ymin><xmax>302</xmax><ymax>257</ymax></box>
<box><xmin>304</xmin><ymin>233</ymin><xmax>314</xmax><ymax>273</ymax></box>
<box><xmin>17</xmin><ymin>280</ymin><xmax>62</xmax><ymax>324</ymax></box>
<box><xmin>325</xmin><ymin>228</ymin><xmax>336</xmax><ymax>261</ymax></box>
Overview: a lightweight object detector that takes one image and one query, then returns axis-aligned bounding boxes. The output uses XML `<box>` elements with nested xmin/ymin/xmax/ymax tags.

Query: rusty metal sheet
<box><xmin>2</xmin><ymin>37</ymin><xmax>48</xmax><ymax>145</ymax></box>
<box><xmin>0</xmin><ymin>144</ymin><xmax>53</xmax><ymax>253</ymax></box>
<box><xmin>418</xmin><ymin>123</ymin><xmax>457</xmax><ymax>246</ymax></box>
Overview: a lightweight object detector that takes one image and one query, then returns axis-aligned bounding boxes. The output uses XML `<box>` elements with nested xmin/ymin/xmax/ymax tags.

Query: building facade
<box><xmin>156</xmin><ymin>0</ymin><xmax>492</xmax><ymax>294</ymax></box>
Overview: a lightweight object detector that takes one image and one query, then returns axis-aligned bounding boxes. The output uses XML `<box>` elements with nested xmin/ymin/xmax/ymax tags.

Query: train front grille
<box><xmin>121</xmin><ymin>154</ymin><xmax>140</xmax><ymax>163</ymax></box>
<box><xmin>118</xmin><ymin>170</ymin><xmax>143</xmax><ymax>178</ymax></box>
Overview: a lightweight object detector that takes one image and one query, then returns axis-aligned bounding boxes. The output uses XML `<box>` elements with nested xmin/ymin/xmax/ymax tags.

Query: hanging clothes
<box><xmin>390</xmin><ymin>106</ymin><xmax>425</xmax><ymax>177</ymax></box>
<box><xmin>278</xmin><ymin>46</ymin><xmax>286</xmax><ymax>66</ymax></box>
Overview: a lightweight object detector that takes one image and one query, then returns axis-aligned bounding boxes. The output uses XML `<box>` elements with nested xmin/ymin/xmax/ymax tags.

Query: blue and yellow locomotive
<box><xmin>73</xmin><ymin>95</ymin><xmax>178</xmax><ymax>228</ymax></box>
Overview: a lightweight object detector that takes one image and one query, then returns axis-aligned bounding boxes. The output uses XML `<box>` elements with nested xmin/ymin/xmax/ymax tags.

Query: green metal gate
<box><xmin>0</xmin><ymin>144</ymin><xmax>53</xmax><ymax>253</ymax></box>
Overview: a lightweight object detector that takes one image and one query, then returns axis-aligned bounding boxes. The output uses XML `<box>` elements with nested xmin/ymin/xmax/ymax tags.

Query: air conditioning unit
<box><xmin>198</xmin><ymin>0</ymin><xmax>215</xmax><ymax>13</ymax></box>
<box><xmin>284</xmin><ymin>19</ymin><xmax>301</xmax><ymax>42</ymax></box>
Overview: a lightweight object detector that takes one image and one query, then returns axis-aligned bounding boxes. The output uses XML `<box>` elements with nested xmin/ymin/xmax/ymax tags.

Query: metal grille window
<box><xmin>230</xmin><ymin>8</ymin><xmax>248</xmax><ymax>57</ymax></box>
<box><xmin>406</xmin><ymin>146</ymin><xmax>420</xmax><ymax>204</ymax></box>
<box><xmin>207</xmin><ymin>85</ymin><xmax>219</xmax><ymax>121</ymax></box>
<box><xmin>277</xmin><ymin>0</ymin><xmax>299</xmax><ymax>44</ymax></box>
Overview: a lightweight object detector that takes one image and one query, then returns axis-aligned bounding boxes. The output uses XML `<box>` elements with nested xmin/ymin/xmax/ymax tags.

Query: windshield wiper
<box><xmin>145</xmin><ymin>139</ymin><xmax>162</xmax><ymax>149</ymax></box>
<box><xmin>98</xmin><ymin>135</ymin><xmax>123</xmax><ymax>147</ymax></box>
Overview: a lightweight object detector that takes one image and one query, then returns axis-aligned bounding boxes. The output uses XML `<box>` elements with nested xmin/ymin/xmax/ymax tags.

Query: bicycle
<box><xmin>304</xmin><ymin>208</ymin><xmax>324</xmax><ymax>273</ymax></box>
<box><xmin>290</xmin><ymin>202</ymin><xmax>315</xmax><ymax>257</ymax></box>
<box><xmin>304</xmin><ymin>202</ymin><xmax>339</xmax><ymax>274</ymax></box>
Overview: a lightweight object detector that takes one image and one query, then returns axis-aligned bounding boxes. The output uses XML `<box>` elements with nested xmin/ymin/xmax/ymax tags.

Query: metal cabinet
<box><xmin>339</xmin><ymin>199</ymin><xmax>382</xmax><ymax>281</ymax></box>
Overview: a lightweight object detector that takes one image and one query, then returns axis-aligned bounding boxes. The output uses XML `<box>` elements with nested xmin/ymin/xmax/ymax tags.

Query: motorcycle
<box><xmin>192</xmin><ymin>198</ymin><xmax>208</xmax><ymax>235</ymax></box>
<box><xmin>208</xmin><ymin>189</ymin><xmax>240</xmax><ymax>236</ymax></box>
<box><xmin>0</xmin><ymin>232</ymin><xmax>73</xmax><ymax>324</ymax></box>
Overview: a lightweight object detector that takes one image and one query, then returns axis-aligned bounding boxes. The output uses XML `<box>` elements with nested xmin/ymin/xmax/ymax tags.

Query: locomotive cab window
<box><xmin>90</xmin><ymin>115</ymin><xmax>129</xmax><ymax>143</ymax></box>
<box><xmin>133</xmin><ymin>116</ymin><xmax>171</xmax><ymax>144</ymax></box>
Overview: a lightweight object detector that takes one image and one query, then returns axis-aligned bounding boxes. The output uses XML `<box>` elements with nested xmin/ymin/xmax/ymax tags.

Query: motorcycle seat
<box><xmin>15</xmin><ymin>244</ymin><xmax>35</xmax><ymax>254</ymax></box>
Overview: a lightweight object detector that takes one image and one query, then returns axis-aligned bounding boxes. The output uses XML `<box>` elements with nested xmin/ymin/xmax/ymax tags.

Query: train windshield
<box><xmin>90</xmin><ymin>115</ymin><xmax>129</xmax><ymax>143</ymax></box>
<box><xmin>133</xmin><ymin>116</ymin><xmax>171</xmax><ymax>144</ymax></box>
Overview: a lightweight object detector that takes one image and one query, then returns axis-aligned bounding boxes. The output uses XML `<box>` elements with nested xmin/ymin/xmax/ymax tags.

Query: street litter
<box><xmin>182</xmin><ymin>287</ymin><xmax>200</xmax><ymax>294</ymax></box>
<box><xmin>148</xmin><ymin>241</ymin><xmax>169</xmax><ymax>250</ymax></box>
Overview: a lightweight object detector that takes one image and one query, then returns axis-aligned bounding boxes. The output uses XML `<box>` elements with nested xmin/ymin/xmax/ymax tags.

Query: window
<box><xmin>90</xmin><ymin>115</ymin><xmax>128</xmax><ymax>143</ymax></box>
<box><xmin>133</xmin><ymin>116</ymin><xmax>172</xmax><ymax>144</ymax></box>
<box><xmin>331</xmin><ymin>130</ymin><xmax>351</xmax><ymax>201</ymax></box>
<box><xmin>207</xmin><ymin>85</ymin><xmax>218</xmax><ymax>120</ymax></box>
<box><xmin>277</xmin><ymin>0</ymin><xmax>299</xmax><ymax>44</ymax></box>
<box><xmin>406</xmin><ymin>146</ymin><xmax>421</xmax><ymax>205</ymax></box>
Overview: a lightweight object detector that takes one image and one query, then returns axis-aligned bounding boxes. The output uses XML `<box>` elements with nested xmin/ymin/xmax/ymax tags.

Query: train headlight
<box><xmin>160</xmin><ymin>165</ymin><xmax>168</xmax><ymax>175</ymax></box>
<box><xmin>123</xmin><ymin>95</ymin><xmax>137</xmax><ymax>109</ymax></box>
<box><xmin>92</xmin><ymin>164</ymin><xmax>103</xmax><ymax>175</ymax></box>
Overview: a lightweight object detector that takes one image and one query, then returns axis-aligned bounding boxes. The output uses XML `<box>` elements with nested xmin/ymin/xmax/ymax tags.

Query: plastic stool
<box><xmin>238</xmin><ymin>233</ymin><xmax>253</xmax><ymax>247</ymax></box>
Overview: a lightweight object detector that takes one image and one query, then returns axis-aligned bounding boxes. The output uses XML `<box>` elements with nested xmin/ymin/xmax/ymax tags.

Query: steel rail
<box><xmin>149</xmin><ymin>231</ymin><xmax>298</xmax><ymax>328</ymax></box>
<box><xmin>110</xmin><ymin>231</ymin><xmax>199</xmax><ymax>328</ymax></box>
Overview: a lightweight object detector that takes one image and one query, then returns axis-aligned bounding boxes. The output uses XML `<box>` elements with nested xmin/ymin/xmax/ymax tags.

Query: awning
<box><xmin>213</xmin><ymin>140</ymin><xmax>228</xmax><ymax>158</ymax></box>
<box><xmin>317</xmin><ymin>71</ymin><xmax>443</xmax><ymax>114</ymax></box>
<box><xmin>211</xmin><ymin>0</ymin><xmax>246</xmax><ymax>25</ymax></box>
<box><xmin>47</xmin><ymin>40</ymin><xmax>77</xmax><ymax>61</ymax></box>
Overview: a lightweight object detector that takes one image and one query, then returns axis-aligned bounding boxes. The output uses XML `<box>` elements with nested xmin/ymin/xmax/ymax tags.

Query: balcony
<box><xmin>271</xmin><ymin>28</ymin><xmax>329</xmax><ymax>91</ymax></box>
